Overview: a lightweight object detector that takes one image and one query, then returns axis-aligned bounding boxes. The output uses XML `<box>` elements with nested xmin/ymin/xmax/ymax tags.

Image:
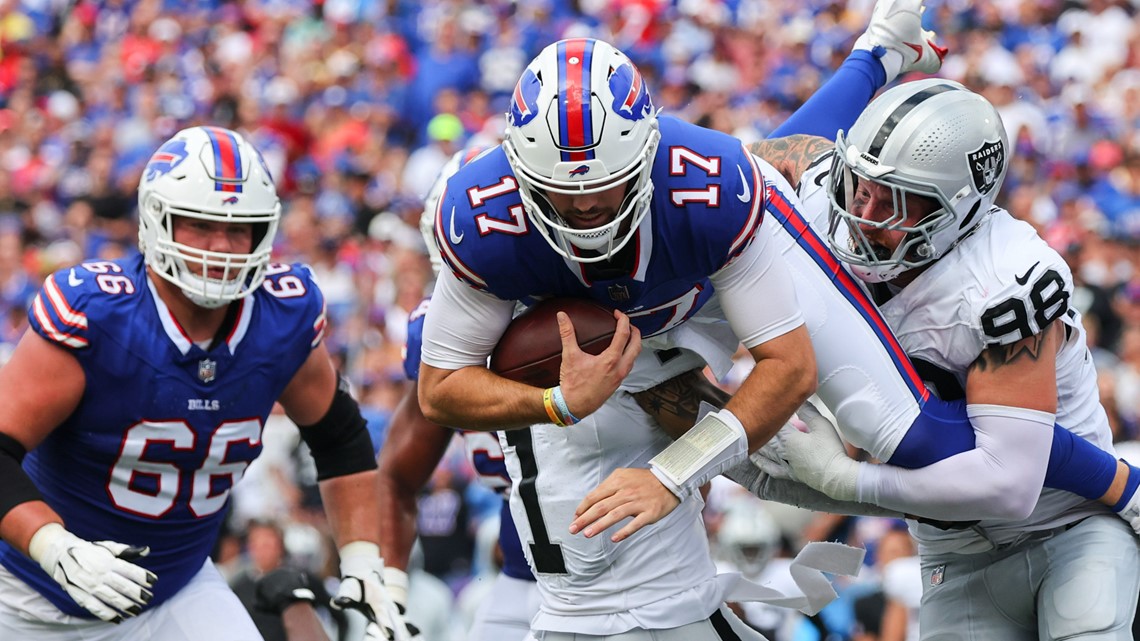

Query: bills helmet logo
<box><xmin>144</xmin><ymin>140</ymin><xmax>189</xmax><ymax>181</ymax></box>
<box><xmin>609</xmin><ymin>62</ymin><xmax>652</xmax><ymax>121</ymax></box>
<box><xmin>222</xmin><ymin>196</ymin><xmax>239</xmax><ymax>205</ymax></box>
<box><xmin>568</xmin><ymin>165</ymin><xmax>590</xmax><ymax>177</ymax></box>
<box><xmin>509</xmin><ymin>68</ymin><xmax>542</xmax><ymax>127</ymax></box>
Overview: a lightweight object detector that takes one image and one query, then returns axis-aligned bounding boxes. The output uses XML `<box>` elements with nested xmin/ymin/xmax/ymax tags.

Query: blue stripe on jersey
<box><xmin>498</xmin><ymin>498</ymin><xmax>535</xmax><ymax>581</ymax></box>
<box><xmin>765</xmin><ymin>186</ymin><xmax>929</xmax><ymax>403</ymax></box>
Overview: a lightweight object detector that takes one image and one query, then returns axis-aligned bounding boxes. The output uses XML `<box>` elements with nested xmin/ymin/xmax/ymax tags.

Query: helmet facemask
<box><xmin>503</xmin><ymin>38</ymin><xmax>660</xmax><ymax>264</ymax></box>
<box><xmin>138</xmin><ymin>126</ymin><xmax>281</xmax><ymax>308</ymax></box>
<box><xmin>826</xmin><ymin>136</ymin><xmax>957</xmax><ymax>283</ymax></box>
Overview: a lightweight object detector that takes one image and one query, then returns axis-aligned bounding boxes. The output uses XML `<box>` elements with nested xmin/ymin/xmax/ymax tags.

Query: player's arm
<box><xmin>630</xmin><ymin>369</ymin><xmax>729</xmax><ymax>439</ymax></box>
<box><xmin>776</xmin><ymin>324</ymin><xmax>1061</xmax><ymax>520</ymax></box>
<box><xmin>0</xmin><ymin>332</ymin><xmax>82</xmax><ymax>551</ymax></box>
<box><xmin>855</xmin><ymin>324</ymin><xmax>1059</xmax><ymax>519</ymax></box>
<box><xmin>572</xmin><ymin>228</ymin><xmax>816</xmax><ymax>541</ymax></box>
<box><xmin>376</xmin><ymin>379</ymin><xmax>454</xmax><ymax>603</ymax></box>
<box><xmin>0</xmin><ymin>330</ymin><xmax>156</xmax><ymax>623</ymax></box>
<box><xmin>279</xmin><ymin>343</ymin><xmax>411</xmax><ymax>638</ymax></box>
<box><xmin>279</xmin><ymin>341</ymin><xmax>380</xmax><ymax>548</ymax></box>
<box><xmin>418</xmin><ymin>268</ymin><xmax>640</xmax><ymax>430</ymax></box>
<box><xmin>747</xmin><ymin>136</ymin><xmax>835</xmax><ymax>191</ymax></box>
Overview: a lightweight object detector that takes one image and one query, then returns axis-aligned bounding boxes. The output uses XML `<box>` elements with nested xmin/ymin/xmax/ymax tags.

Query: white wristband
<box><xmin>382</xmin><ymin>567</ymin><xmax>409</xmax><ymax>607</ymax></box>
<box><xmin>28</xmin><ymin>522</ymin><xmax>68</xmax><ymax>564</ymax></box>
<box><xmin>649</xmin><ymin>408</ymin><xmax>749</xmax><ymax>500</ymax></box>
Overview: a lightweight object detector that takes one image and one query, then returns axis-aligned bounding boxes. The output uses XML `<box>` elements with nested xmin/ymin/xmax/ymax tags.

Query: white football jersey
<box><xmin>874</xmin><ymin>210</ymin><xmax>1110</xmax><ymax>552</ymax></box>
<box><xmin>501</xmin><ymin>391</ymin><xmax>726</xmax><ymax>634</ymax></box>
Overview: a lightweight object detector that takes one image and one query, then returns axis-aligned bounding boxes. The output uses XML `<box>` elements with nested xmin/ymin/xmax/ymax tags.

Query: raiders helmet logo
<box><xmin>967</xmin><ymin>139</ymin><xmax>1005</xmax><ymax>196</ymax></box>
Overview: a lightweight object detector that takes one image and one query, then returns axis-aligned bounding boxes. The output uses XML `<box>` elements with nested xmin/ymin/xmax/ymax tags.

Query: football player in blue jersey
<box><xmin>0</xmin><ymin>126</ymin><xmax>410</xmax><ymax>641</ymax></box>
<box><xmin>413</xmin><ymin>8</ymin><xmax>949</xmax><ymax>628</ymax></box>
<box><xmin>417</xmin><ymin>34</ymin><xmax>823</xmax><ymax>637</ymax></box>
<box><xmin>377</xmin><ymin>149</ymin><xmax>540</xmax><ymax>641</ymax></box>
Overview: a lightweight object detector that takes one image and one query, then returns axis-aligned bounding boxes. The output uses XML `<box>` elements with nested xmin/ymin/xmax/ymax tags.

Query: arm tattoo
<box><xmin>971</xmin><ymin>322</ymin><xmax>1059</xmax><ymax>374</ymax></box>
<box><xmin>632</xmin><ymin>369</ymin><xmax>729</xmax><ymax>427</ymax></box>
<box><xmin>748</xmin><ymin>135</ymin><xmax>835</xmax><ymax>189</ymax></box>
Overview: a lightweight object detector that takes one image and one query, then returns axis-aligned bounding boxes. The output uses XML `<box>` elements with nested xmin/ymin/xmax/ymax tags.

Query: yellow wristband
<box><xmin>543</xmin><ymin>387</ymin><xmax>567</xmax><ymax>427</ymax></box>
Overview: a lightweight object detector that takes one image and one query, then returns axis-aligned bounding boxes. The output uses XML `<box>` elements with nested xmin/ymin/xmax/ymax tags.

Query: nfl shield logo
<box><xmin>930</xmin><ymin>564</ymin><xmax>945</xmax><ymax>586</ymax></box>
<box><xmin>608</xmin><ymin>284</ymin><xmax>630</xmax><ymax>302</ymax></box>
<box><xmin>198</xmin><ymin>359</ymin><xmax>217</xmax><ymax>383</ymax></box>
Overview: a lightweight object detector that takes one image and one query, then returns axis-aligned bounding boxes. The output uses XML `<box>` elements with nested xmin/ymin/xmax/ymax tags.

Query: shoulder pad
<box><xmin>29</xmin><ymin>260</ymin><xmax>141</xmax><ymax>350</ymax></box>
<box><xmin>259</xmin><ymin>263</ymin><xmax>327</xmax><ymax>349</ymax></box>
<box><xmin>972</xmin><ymin>216</ymin><xmax>1073</xmax><ymax>346</ymax></box>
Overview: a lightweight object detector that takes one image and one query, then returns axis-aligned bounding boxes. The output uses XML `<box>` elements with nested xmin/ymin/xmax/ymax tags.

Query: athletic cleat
<box><xmin>854</xmin><ymin>0</ymin><xmax>947</xmax><ymax>83</ymax></box>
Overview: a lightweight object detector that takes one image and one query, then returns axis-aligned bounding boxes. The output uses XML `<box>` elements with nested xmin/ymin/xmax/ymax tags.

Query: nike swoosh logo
<box><xmin>67</xmin><ymin>268</ymin><xmax>84</xmax><ymax>287</ymax></box>
<box><xmin>736</xmin><ymin>165</ymin><xmax>751</xmax><ymax>202</ymax></box>
<box><xmin>906</xmin><ymin>42</ymin><xmax>924</xmax><ymax>60</ymax></box>
<box><xmin>1015</xmin><ymin>261</ymin><xmax>1040</xmax><ymax>286</ymax></box>
<box><xmin>448</xmin><ymin>207</ymin><xmax>464</xmax><ymax>244</ymax></box>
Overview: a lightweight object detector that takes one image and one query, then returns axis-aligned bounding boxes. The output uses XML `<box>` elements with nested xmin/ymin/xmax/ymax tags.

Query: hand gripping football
<box><xmin>490</xmin><ymin>298</ymin><xmax>617</xmax><ymax>388</ymax></box>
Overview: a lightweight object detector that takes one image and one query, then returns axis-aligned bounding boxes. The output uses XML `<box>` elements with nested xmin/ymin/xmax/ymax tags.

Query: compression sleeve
<box><xmin>856</xmin><ymin>404</ymin><xmax>1053</xmax><ymax>521</ymax></box>
<box><xmin>420</xmin><ymin>268</ymin><xmax>516</xmax><ymax>371</ymax></box>
<box><xmin>890</xmin><ymin>396</ymin><xmax>1120</xmax><ymax>501</ymax></box>
<box><xmin>770</xmin><ymin>50</ymin><xmax>886</xmax><ymax>140</ymax></box>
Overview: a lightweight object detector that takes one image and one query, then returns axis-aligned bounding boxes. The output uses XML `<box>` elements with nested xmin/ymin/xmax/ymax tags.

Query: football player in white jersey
<box><xmin>782</xmin><ymin>81</ymin><xmax>1140</xmax><ymax>640</ymax></box>
<box><xmin>417</xmin><ymin>4</ymin><xmax>943</xmax><ymax>637</ymax></box>
<box><xmin>0</xmin><ymin>127</ymin><xmax>410</xmax><ymax>641</ymax></box>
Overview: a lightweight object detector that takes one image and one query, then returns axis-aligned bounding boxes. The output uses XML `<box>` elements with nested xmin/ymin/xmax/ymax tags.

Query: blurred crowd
<box><xmin>5</xmin><ymin>0</ymin><xmax>1140</xmax><ymax>638</ymax></box>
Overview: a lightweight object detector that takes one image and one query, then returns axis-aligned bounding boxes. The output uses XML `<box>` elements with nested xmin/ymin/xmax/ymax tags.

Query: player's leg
<box><xmin>143</xmin><ymin>559</ymin><xmax>263</xmax><ymax>641</ymax></box>
<box><xmin>1037</xmin><ymin>516</ymin><xmax>1139</xmax><ymax>641</ymax></box>
<box><xmin>468</xmin><ymin>573</ymin><xmax>539</xmax><ymax>641</ymax></box>
<box><xmin>917</xmin><ymin>549</ymin><xmax>1037</xmax><ymax>641</ymax></box>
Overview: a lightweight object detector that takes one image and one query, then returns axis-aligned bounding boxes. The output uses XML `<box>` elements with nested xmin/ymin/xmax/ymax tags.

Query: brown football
<box><xmin>490</xmin><ymin>298</ymin><xmax>617</xmax><ymax>388</ymax></box>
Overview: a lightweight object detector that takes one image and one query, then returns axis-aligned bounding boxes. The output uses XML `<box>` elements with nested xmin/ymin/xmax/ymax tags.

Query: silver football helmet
<box><xmin>502</xmin><ymin>38</ymin><xmax>660</xmax><ymax>263</ymax></box>
<box><xmin>717</xmin><ymin>500</ymin><xmax>781</xmax><ymax>580</ymax></box>
<box><xmin>826</xmin><ymin>79</ymin><xmax>1009</xmax><ymax>282</ymax></box>
<box><xmin>137</xmin><ymin>126</ymin><xmax>280</xmax><ymax>308</ymax></box>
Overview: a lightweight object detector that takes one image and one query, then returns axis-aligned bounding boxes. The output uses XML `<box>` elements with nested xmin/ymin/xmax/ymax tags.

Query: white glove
<box><xmin>1114</xmin><ymin>461</ymin><xmax>1140</xmax><ymax>536</ymax></box>
<box><xmin>380</xmin><ymin>567</ymin><xmax>423</xmax><ymax>639</ymax></box>
<box><xmin>28</xmin><ymin>523</ymin><xmax>156</xmax><ymax>623</ymax></box>
<box><xmin>331</xmin><ymin>542</ymin><xmax>418</xmax><ymax>641</ymax></box>
<box><xmin>771</xmin><ymin>402</ymin><xmax>861</xmax><ymax>502</ymax></box>
<box><xmin>853</xmin><ymin>0</ymin><xmax>947</xmax><ymax>83</ymax></box>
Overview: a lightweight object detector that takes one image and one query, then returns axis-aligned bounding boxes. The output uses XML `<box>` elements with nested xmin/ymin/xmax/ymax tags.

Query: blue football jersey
<box><xmin>0</xmin><ymin>255</ymin><xmax>326</xmax><ymax>617</ymax></box>
<box><xmin>403</xmin><ymin>297</ymin><xmax>532</xmax><ymax>581</ymax></box>
<box><xmin>434</xmin><ymin>115</ymin><xmax>766</xmax><ymax>337</ymax></box>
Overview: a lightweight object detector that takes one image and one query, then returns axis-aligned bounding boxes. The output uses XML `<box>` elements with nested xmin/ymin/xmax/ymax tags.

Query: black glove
<box><xmin>255</xmin><ymin>567</ymin><xmax>328</xmax><ymax>615</ymax></box>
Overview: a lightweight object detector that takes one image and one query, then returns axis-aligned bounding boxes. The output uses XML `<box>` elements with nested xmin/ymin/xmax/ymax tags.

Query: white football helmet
<box><xmin>419</xmin><ymin>147</ymin><xmax>490</xmax><ymax>276</ymax></box>
<box><xmin>137</xmin><ymin>126</ymin><xmax>280</xmax><ymax>308</ymax></box>
<box><xmin>717</xmin><ymin>501</ymin><xmax>781</xmax><ymax>580</ymax></box>
<box><xmin>826</xmin><ymin>79</ymin><xmax>1009</xmax><ymax>282</ymax></box>
<box><xmin>503</xmin><ymin>38</ymin><xmax>660</xmax><ymax>263</ymax></box>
